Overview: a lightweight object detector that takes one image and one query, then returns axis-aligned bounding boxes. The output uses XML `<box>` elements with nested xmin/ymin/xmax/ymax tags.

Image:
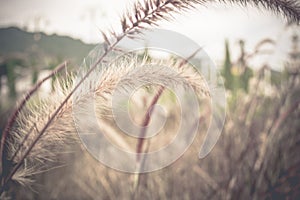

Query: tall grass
<box><xmin>0</xmin><ymin>0</ymin><xmax>299</xmax><ymax>198</ymax></box>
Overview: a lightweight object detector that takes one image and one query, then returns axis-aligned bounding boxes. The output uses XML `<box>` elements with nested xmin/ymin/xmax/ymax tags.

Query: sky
<box><xmin>0</xmin><ymin>0</ymin><xmax>299</xmax><ymax>69</ymax></box>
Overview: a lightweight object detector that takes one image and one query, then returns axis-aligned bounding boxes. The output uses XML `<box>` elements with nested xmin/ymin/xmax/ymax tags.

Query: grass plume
<box><xmin>1</xmin><ymin>0</ymin><xmax>299</xmax><ymax>196</ymax></box>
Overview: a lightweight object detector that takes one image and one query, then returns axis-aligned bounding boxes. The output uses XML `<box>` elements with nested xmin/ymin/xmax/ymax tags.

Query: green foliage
<box><xmin>31</xmin><ymin>68</ymin><xmax>38</xmax><ymax>85</ymax></box>
<box><xmin>221</xmin><ymin>40</ymin><xmax>234</xmax><ymax>90</ymax></box>
<box><xmin>221</xmin><ymin>40</ymin><xmax>253</xmax><ymax>94</ymax></box>
<box><xmin>6</xmin><ymin>62</ymin><xmax>16</xmax><ymax>98</ymax></box>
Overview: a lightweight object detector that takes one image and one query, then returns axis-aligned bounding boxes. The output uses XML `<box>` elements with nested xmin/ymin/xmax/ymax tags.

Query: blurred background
<box><xmin>0</xmin><ymin>0</ymin><xmax>299</xmax><ymax>199</ymax></box>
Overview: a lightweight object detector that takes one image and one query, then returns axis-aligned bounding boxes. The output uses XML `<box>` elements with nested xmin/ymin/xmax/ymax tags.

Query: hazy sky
<box><xmin>0</xmin><ymin>0</ymin><xmax>298</xmax><ymax>68</ymax></box>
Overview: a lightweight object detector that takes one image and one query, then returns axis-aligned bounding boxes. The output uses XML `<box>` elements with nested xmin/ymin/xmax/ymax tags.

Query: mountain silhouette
<box><xmin>0</xmin><ymin>27</ymin><xmax>96</xmax><ymax>63</ymax></box>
